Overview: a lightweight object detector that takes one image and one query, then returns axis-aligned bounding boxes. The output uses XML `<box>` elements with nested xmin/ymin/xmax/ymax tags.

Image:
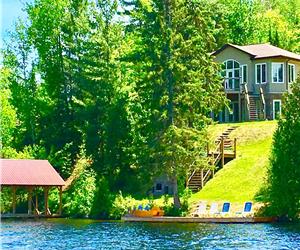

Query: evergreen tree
<box><xmin>124</xmin><ymin>0</ymin><xmax>226</xmax><ymax>207</ymax></box>
<box><xmin>267</xmin><ymin>75</ymin><xmax>300</xmax><ymax>219</ymax></box>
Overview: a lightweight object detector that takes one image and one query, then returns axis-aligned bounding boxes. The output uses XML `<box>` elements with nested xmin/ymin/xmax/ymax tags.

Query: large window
<box><xmin>255</xmin><ymin>63</ymin><xmax>267</xmax><ymax>84</ymax></box>
<box><xmin>288</xmin><ymin>64</ymin><xmax>296</xmax><ymax>83</ymax></box>
<box><xmin>222</xmin><ymin>60</ymin><xmax>240</xmax><ymax>90</ymax></box>
<box><xmin>272</xmin><ymin>63</ymin><xmax>284</xmax><ymax>83</ymax></box>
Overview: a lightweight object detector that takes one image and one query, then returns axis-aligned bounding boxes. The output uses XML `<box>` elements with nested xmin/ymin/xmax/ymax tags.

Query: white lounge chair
<box><xmin>191</xmin><ymin>202</ymin><xmax>207</xmax><ymax>217</ymax></box>
<box><xmin>209</xmin><ymin>202</ymin><xmax>219</xmax><ymax>215</ymax></box>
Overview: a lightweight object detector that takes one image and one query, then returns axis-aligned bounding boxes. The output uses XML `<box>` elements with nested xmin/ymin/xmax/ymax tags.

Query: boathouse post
<box><xmin>28</xmin><ymin>186</ymin><xmax>33</xmax><ymax>215</ymax></box>
<box><xmin>59</xmin><ymin>186</ymin><xmax>62</xmax><ymax>215</ymax></box>
<box><xmin>44</xmin><ymin>186</ymin><xmax>49</xmax><ymax>216</ymax></box>
<box><xmin>35</xmin><ymin>190</ymin><xmax>39</xmax><ymax>215</ymax></box>
<box><xmin>12</xmin><ymin>186</ymin><xmax>16</xmax><ymax>214</ymax></box>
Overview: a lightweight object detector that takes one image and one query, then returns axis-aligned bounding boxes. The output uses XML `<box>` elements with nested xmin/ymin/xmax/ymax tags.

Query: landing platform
<box><xmin>122</xmin><ymin>216</ymin><xmax>277</xmax><ymax>224</ymax></box>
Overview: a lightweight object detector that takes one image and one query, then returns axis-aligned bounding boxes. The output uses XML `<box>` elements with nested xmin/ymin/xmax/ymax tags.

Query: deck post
<box><xmin>234</xmin><ymin>138</ymin><xmax>237</xmax><ymax>158</ymax></box>
<box><xmin>200</xmin><ymin>169</ymin><xmax>204</xmax><ymax>188</ymax></box>
<box><xmin>59</xmin><ymin>186</ymin><xmax>63</xmax><ymax>215</ymax></box>
<box><xmin>221</xmin><ymin>136</ymin><xmax>224</xmax><ymax>168</ymax></box>
<box><xmin>28</xmin><ymin>186</ymin><xmax>33</xmax><ymax>215</ymax></box>
<box><xmin>12</xmin><ymin>186</ymin><xmax>16</xmax><ymax>214</ymax></box>
<box><xmin>206</xmin><ymin>142</ymin><xmax>209</xmax><ymax>156</ymax></box>
<box><xmin>44</xmin><ymin>186</ymin><xmax>49</xmax><ymax>216</ymax></box>
<box><xmin>238</xmin><ymin>92</ymin><xmax>242</xmax><ymax>122</ymax></box>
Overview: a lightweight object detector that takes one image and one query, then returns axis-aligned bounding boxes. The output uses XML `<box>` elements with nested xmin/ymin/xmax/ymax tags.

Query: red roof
<box><xmin>0</xmin><ymin>159</ymin><xmax>65</xmax><ymax>186</ymax></box>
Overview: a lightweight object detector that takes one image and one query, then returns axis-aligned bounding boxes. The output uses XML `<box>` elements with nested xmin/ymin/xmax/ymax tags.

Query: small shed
<box><xmin>0</xmin><ymin>159</ymin><xmax>65</xmax><ymax>217</ymax></box>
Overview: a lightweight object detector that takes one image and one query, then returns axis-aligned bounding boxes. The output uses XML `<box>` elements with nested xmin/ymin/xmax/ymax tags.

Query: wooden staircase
<box><xmin>187</xmin><ymin>126</ymin><xmax>238</xmax><ymax>192</ymax></box>
<box><xmin>249</xmin><ymin>95</ymin><xmax>259</xmax><ymax>121</ymax></box>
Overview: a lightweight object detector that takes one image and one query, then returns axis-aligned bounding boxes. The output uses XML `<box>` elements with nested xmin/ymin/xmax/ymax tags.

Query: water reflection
<box><xmin>1</xmin><ymin>219</ymin><xmax>300</xmax><ymax>249</ymax></box>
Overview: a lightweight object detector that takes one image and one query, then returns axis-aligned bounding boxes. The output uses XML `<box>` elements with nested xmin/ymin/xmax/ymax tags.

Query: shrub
<box><xmin>63</xmin><ymin>169</ymin><xmax>97</xmax><ymax>217</ymax></box>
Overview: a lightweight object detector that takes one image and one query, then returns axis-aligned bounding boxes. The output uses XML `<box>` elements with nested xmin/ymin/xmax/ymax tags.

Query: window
<box><xmin>288</xmin><ymin>64</ymin><xmax>296</xmax><ymax>83</ymax></box>
<box><xmin>255</xmin><ymin>63</ymin><xmax>267</xmax><ymax>84</ymax></box>
<box><xmin>156</xmin><ymin>183</ymin><xmax>162</xmax><ymax>191</ymax></box>
<box><xmin>272</xmin><ymin>63</ymin><xmax>284</xmax><ymax>83</ymax></box>
<box><xmin>273</xmin><ymin>100</ymin><xmax>281</xmax><ymax>120</ymax></box>
<box><xmin>241</xmin><ymin>65</ymin><xmax>248</xmax><ymax>83</ymax></box>
<box><xmin>222</xmin><ymin>59</ymin><xmax>240</xmax><ymax>90</ymax></box>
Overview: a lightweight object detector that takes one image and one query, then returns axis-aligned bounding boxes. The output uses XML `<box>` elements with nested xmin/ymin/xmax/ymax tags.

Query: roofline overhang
<box><xmin>211</xmin><ymin>43</ymin><xmax>255</xmax><ymax>57</ymax></box>
<box><xmin>251</xmin><ymin>55</ymin><xmax>300</xmax><ymax>62</ymax></box>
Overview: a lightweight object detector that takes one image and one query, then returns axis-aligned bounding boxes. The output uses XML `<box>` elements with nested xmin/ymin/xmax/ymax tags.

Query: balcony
<box><xmin>224</xmin><ymin>78</ymin><xmax>241</xmax><ymax>92</ymax></box>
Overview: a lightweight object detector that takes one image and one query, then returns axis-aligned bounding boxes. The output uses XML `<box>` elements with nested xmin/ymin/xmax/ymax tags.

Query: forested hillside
<box><xmin>1</xmin><ymin>0</ymin><xmax>300</xmax><ymax>218</ymax></box>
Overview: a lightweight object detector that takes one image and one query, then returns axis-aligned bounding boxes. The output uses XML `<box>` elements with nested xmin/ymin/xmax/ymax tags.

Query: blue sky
<box><xmin>1</xmin><ymin>0</ymin><xmax>31</xmax><ymax>48</ymax></box>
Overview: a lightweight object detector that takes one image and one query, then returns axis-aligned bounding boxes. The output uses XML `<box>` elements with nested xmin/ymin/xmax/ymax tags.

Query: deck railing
<box><xmin>259</xmin><ymin>87</ymin><xmax>266</xmax><ymax>120</ymax></box>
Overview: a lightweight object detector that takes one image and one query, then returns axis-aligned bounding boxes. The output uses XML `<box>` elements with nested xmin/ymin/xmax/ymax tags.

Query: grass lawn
<box><xmin>190</xmin><ymin>120</ymin><xmax>277</xmax><ymax>204</ymax></box>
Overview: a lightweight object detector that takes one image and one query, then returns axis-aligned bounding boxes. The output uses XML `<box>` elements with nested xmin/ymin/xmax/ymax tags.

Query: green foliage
<box><xmin>90</xmin><ymin>177</ymin><xmax>114</xmax><ymax>219</ymax></box>
<box><xmin>109</xmin><ymin>192</ymin><xmax>136</xmax><ymax>219</ymax></box>
<box><xmin>63</xmin><ymin>169</ymin><xmax>97</xmax><ymax>217</ymax></box>
<box><xmin>0</xmin><ymin>187</ymin><xmax>12</xmax><ymax>213</ymax></box>
<box><xmin>266</xmin><ymin>76</ymin><xmax>300</xmax><ymax>220</ymax></box>
<box><xmin>2</xmin><ymin>0</ymin><xmax>300</xmax><ymax>218</ymax></box>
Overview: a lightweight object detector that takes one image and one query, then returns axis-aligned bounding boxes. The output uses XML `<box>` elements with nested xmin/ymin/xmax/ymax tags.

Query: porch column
<box><xmin>12</xmin><ymin>186</ymin><xmax>16</xmax><ymax>214</ymax></box>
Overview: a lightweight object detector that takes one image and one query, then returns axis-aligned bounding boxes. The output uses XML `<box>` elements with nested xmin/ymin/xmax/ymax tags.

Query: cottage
<box><xmin>212</xmin><ymin>43</ymin><xmax>300</xmax><ymax>122</ymax></box>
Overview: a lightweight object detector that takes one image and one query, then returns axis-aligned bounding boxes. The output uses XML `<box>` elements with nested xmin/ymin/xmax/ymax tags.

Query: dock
<box><xmin>122</xmin><ymin>216</ymin><xmax>277</xmax><ymax>223</ymax></box>
<box><xmin>1</xmin><ymin>213</ymin><xmax>63</xmax><ymax>219</ymax></box>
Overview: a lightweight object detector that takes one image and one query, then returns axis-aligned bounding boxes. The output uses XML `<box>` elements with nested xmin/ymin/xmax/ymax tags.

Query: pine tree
<box><xmin>124</xmin><ymin>0</ymin><xmax>226</xmax><ymax>207</ymax></box>
<box><xmin>267</xmin><ymin>76</ymin><xmax>300</xmax><ymax>219</ymax></box>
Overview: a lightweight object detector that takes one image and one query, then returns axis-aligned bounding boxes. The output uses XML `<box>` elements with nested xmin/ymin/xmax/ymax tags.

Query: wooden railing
<box><xmin>259</xmin><ymin>87</ymin><xmax>266</xmax><ymax>120</ymax></box>
<box><xmin>244</xmin><ymin>83</ymin><xmax>250</xmax><ymax>121</ymax></box>
<box><xmin>187</xmin><ymin>135</ymin><xmax>237</xmax><ymax>191</ymax></box>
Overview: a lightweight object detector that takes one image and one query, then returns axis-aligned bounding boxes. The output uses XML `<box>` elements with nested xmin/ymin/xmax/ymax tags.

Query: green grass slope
<box><xmin>191</xmin><ymin>121</ymin><xmax>277</xmax><ymax>203</ymax></box>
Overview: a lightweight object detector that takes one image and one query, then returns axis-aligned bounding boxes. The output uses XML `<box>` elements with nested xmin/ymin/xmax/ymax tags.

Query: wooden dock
<box><xmin>122</xmin><ymin>216</ymin><xmax>277</xmax><ymax>224</ymax></box>
<box><xmin>1</xmin><ymin>213</ymin><xmax>62</xmax><ymax>219</ymax></box>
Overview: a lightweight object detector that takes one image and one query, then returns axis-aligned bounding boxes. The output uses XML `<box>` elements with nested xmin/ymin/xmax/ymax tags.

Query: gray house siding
<box><xmin>213</xmin><ymin>45</ymin><xmax>300</xmax><ymax>122</ymax></box>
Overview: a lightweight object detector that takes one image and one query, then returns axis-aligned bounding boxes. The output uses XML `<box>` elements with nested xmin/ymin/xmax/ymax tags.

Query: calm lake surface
<box><xmin>1</xmin><ymin>219</ymin><xmax>300</xmax><ymax>249</ymax></box>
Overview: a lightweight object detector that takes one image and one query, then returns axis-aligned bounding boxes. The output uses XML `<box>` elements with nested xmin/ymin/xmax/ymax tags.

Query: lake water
<box><xmin>1</xmin><ymin>219</ymin><xmax>300</xmax><ymax>249</ymax></box>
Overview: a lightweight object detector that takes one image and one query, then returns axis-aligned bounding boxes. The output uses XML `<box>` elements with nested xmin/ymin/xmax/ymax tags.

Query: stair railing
<box><xmin>187</xmin><ymin>169</ymin><xmax>196</xmax><ymax>186</ymax></box>
<box><xmin>259</xmin><ymin>87</ymin><xmax>266</xmax><ymax>120</ymax></box>
<box><xmin>244</xmin><ymin>83</ymin><xmax>250</xmax><ymax>121</ymax></box>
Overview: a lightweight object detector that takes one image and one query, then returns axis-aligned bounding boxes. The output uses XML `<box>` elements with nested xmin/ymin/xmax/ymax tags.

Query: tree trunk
<box><xmin>172</xmin><ymin>176</ymin><xmax>181</xmax><ymax>208</ymax></box>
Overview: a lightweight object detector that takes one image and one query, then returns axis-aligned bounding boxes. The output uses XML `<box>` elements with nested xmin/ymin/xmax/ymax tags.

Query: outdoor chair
<box><xmin>236</xmin><ymin>202</ymin><xmax>253</xmax><ymax>217</ymax></box>
<box><xmin>221</xmin><ymin>202</ymin><xmax>231</xmax><ymax>215</ymax></box>
<box><xmin>191</xmin><ymin>202</ymin><xmax>207</xmax><ymax>217</ymax></box>
<box><xmin>209</xmin><ymin>202</ymin><xmax>219</xmax><ymax>216</ymax></box>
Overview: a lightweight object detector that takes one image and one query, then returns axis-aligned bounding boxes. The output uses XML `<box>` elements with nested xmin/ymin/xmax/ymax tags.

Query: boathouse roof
<box><xmin>0</xmin><ymin>159</ymin><xmax>65</xmax><ymax>186</ymax></box>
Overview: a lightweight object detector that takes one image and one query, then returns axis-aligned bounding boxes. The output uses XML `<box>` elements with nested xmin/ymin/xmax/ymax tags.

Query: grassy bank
<box><xmin>191</xmin><ymin>120</ymin><xmax>277</xmax><ymax>203</ymax></box>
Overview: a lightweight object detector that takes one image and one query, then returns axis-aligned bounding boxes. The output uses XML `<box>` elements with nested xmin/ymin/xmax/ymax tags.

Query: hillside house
<box><xmin>212</xmin><ymin>43</ymin><xmax>300</xmax><ymax>122</ymax></box>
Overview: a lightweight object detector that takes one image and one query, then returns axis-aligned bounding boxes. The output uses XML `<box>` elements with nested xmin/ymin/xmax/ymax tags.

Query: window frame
<box><xmin>222</xmin><ymin>59</ymin><xmax>240</xmax><ymax>90</ymax></box>
<box><xmin>255</xmin><ymin>63</ymin><xmax>267</xmax><ymax>84</ymax></box>
<box><xmin>288</xmin><ymin>63</ymin><xmax>296</xmax><ymax>84</ymax></box>
<box><xmin>241</xmin><ymin>64</ymin><xmax>248</xmax><ymax>84</ymax></box>
<box><xmin>156</xmin><ymin>183</ymin><xmax>162</xmax><ymax>191</ymax></box>
<box><xmin>273</xmin><ymin>99</ymin><xmax>282</xmax><ymax>120</ymax></box>
<box><xmin>272</xmin><ymin>62</ymin><xmax>284</xmax><ymax>84</ymax></box>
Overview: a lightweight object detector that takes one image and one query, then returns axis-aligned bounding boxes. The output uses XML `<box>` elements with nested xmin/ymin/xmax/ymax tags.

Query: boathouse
<box><xmin>0</xmin><ymin>159</ymin><xmax>65</xmax><ymax>217</ymax></box>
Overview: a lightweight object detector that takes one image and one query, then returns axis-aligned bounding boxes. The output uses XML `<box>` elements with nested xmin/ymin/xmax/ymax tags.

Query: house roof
<box><xmin>0</xmin><ymin>159</ymin><xmax>65</xmax><ymax>186</ymax></box>
<box><xmin>212</xmin><ymin>43</ymin><xmax>300</xmax><ymax>61</ymax></box>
